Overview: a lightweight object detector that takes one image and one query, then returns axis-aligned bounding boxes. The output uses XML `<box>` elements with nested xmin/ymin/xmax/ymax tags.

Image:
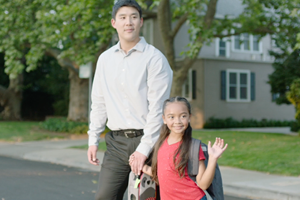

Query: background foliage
<box><xmin>0</xmin><ymin>54</ymin><xmax>69</xmax><ymax>120</ymax></box>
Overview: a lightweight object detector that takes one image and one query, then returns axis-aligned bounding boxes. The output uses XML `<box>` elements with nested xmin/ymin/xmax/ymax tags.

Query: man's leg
<box><xmin>95</xmin><ymin>159</ymin><xmax>130</xmax><ymax>200</ymax></box>
<box><xmin>95</xmin><ymin>132</ymin><xmax>141</xmax><ymax>200</ymax></box>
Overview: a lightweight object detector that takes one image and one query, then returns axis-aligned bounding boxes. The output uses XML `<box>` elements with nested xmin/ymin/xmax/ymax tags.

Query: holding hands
<box><xmin>129</xmin><ymin>151</ymin><xmax>147</xmax><ymax>176</ymax></box>
<box><xmin>208</xmin><ymin>137</ymin><xmax>228</xmax><ymax>160</ymax></box>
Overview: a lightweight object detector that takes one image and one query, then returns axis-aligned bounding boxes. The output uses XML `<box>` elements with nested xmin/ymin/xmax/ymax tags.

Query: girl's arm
<box><xmin>196</xmin><ymin>158</ymin><xmax>217</xmax><ymax>190</ymax></box>
<box><xmin>142</xmin><ymin>164</ymin><xmax>152</xmax><ymax>176</ymax></box>
<box><xmin>196</xmin><ymin>138</ymin><xmax>228</xmax><ymax>190</ymax></box>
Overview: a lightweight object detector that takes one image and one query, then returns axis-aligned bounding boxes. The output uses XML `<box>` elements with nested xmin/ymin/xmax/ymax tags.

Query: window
<box><xmin>219</xmin><ymin>40</ymin><xmax>226</xmax><ymax>56</ymax></box>
<box><xmin>215</xmin><ymin>38</ymin><xmax>230</xmax><ymax>57</ymax></box>
<box><xmin>232</xmin><ymin>34</ymin><xmax>262</xmax><ymax>53</ymax></box>
<box><xmin>221</xmin><ymin>69</ymin><xmax>255</xmax><ymax>102</ymax></box>
<box><xmin>253</xmin><ymin>35</ymin><xmax>259</xmax><ymax>51</ymax></box>
<box><xmin>182</xmin><ymin>69</ymin><xmax>196</xmax><ymax>100</ymax></box>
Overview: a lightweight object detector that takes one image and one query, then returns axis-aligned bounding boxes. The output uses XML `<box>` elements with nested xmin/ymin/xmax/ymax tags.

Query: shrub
<box><xmin>203</xmin><ymin>117</ymin><xmax>295</xmax><ymax>129</ymax></box>
<box><xmin>40</xmin><ymin>117</ymin><xmax>111</xmax><ymax>135</ymax></box>
<box><xmin>40</xmin><ymin>117</ymin><xmax>88</xmax><ymax>133</ymax></box>
<box><xmin>290</xmin><ymin>121</ymin><xmax>300</xmax><ymax>132</ymax></box>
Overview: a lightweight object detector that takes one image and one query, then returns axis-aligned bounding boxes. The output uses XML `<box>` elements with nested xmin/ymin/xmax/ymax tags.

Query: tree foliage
<box><xmin>0</xmin><ymin>0</ymin><xmax>114</xmax><ymax>76</ymax></box>
<box><xmin>267</xmin><ymin>4</ymin><xmax>300</xmax><ymax>105</ymax></box>
<box><xmin>268</xmin><ymin>49</ymin><xmax>300</xmax><ymax>104</ymax></box>
<box><xmin>287</xmin><ymin>78</ymin><xmax>300</xmax><ymax>120</ymax></box>
<box><xmin>0</xmin><ymin>0</ymin><xmax>114</xmax><ymax>121</ymax></box>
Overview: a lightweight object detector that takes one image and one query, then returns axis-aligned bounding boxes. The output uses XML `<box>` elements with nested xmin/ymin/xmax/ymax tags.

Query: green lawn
<box><xmin>0</xmin><ymin>121</ymin><xmax>67</xmax><ymax>142</ymax></box>
<box><xmin>193</xmin><ymin>130</ymin><xmax>300</xmax><ymax>177</ymax></box>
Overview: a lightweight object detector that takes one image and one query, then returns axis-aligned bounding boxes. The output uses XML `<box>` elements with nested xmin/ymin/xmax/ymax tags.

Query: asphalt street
<box><xmin>0</xmin><ymin>155</ymin><xmax>98</xmax><ymax>200</ymax></box>
<box><xmin>0</xmin><ymin>155</ymin><xmax>253</xmax><ymax>200</ymax></box>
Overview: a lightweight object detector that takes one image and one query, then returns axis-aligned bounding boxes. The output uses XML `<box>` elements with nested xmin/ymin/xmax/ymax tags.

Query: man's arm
<box><xmin>131</xmin><ymin>52</ymin><xmax>173</xmax><ymax>175</ymax></box>
<box><xmin>87</xmin><ymin>55</ymin><xmax>107</xmax><ymax>166</ymax></box>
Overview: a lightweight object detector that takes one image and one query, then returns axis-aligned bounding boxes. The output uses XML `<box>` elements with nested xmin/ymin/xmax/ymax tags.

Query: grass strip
<box><xmin>0</xmin><ymin>121</ymin><xmax>66</xmax><ymax>142</ymax></box>
<box><xmin>193</xmin><ymin>130</ymin><xmax>300</xmax><ymax>177</ymax></box>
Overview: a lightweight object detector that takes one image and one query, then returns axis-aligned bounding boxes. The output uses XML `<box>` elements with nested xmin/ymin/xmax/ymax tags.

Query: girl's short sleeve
<box><xmin>199</xmin><ymin>145</ymin><xmax>206</xmax><ymax>161</ymax></box>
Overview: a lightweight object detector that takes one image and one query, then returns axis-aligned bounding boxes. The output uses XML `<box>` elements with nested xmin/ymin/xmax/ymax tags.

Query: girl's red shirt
<box><xmin>157</xmin><ymin>138</ymin><xmax>206</xmax><ymax>200</ymax></box>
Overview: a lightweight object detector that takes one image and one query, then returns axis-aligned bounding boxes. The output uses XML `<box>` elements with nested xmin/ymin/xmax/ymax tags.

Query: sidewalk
<box><xmin>0</xmin><ymin>130</ymin><xmax>300</xmax><ymax>200</ymax></box>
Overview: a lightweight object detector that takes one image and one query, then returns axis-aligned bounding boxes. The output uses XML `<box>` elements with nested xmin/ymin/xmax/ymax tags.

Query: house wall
<box><xmin>202</xmin><ymin>58</ymin><xmax>295</xmax><ymax>122</ymax></box>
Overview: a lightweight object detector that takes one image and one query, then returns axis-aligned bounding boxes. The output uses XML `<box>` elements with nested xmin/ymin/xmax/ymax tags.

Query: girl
<box><xmin>131</xmin><ymin>96</ymin><xmax>228</xmax><ymax>200</ymax></box>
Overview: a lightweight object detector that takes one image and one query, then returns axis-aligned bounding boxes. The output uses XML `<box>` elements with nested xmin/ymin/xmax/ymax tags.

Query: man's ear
<box><xmin>140</xmin><ymin>17</ymin><xmax>143</xmax><ymax>27</ymax></box>
<box><xmin>111</xmin><ymin>18</ymin><xmax>116</xmax><ymax>28</ymax></box>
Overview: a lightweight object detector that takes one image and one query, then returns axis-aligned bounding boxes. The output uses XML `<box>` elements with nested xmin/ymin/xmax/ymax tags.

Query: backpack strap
<box><xmin>188</xmin><ymin>138</ymin><xmax>201</xmax><ymax>181</ymax></box>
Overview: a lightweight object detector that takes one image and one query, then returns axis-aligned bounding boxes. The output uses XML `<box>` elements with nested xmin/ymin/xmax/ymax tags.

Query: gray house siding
<box><xmin>202</xmin><ymin>59</ymin><xmax>295</xmax><ymax>122</ymax></box>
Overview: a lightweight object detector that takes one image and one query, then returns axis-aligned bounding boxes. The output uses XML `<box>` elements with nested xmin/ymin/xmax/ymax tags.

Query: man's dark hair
<box><xmin>112</xmin><ymin>0</ymin><xmax>142</xmax><ymax>19</ymax></box>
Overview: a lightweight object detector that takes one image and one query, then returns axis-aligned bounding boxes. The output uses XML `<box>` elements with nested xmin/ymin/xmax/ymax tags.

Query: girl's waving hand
<box><xmin>208</xmin><ymin>138</ymin><xmax>228</xmax><ymax>159</ymax></box>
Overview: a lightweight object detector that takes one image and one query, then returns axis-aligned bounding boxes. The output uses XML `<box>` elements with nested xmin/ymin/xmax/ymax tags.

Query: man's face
<box><xmin>111</xmin><ymin>6</ymin><xmax>143</xmax><ymax>44</ymax></box>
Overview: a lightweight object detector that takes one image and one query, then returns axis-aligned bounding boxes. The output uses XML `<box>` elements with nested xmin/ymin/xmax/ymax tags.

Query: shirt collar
<box><xmin>114</xmin><ymin>37</ymin><xmax>147</xmax><ymax>53</ymax></box>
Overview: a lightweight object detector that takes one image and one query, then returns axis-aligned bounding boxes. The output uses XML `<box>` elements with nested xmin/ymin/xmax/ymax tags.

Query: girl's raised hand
<box><xmin>207</xmin><ymin>137</ymin><xmax>228</xmax><ymax>159</ymax></box>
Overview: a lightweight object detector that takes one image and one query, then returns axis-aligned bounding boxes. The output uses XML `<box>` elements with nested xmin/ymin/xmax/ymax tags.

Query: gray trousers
<box><xmin>95</xmin><ymin>131</ymin><xmax>142</xmax><ymax>200</ymax></box>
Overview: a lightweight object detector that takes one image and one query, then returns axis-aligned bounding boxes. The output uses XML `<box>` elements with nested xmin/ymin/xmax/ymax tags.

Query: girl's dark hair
<box><xmin>151</xmin><ymin>96</ymin><xmax>192</xmax><ymax>184</ymax></box>
<box><xmin>112</xmin><ymin>0</ymin><xmax>142</xmax><ymax>19</ymax></box>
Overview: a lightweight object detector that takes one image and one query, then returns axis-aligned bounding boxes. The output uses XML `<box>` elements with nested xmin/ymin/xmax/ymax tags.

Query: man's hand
<box><xmin>129</xmin><ymin>151</ymin><xmax>147</xmax><ymax>175</ymax></box>
<box><xmin>87</xmin><ymin>145</ymin><xmax>100</xmax><ymax>166</ymax></box>
<box><xmin>208</xmin><ymin>137</ymin><xmax>228</xmax><ymax>159</ymax></box>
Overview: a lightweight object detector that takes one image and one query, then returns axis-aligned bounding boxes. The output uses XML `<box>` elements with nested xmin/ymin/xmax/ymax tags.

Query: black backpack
<box><xmin>188</xmin><ymin>138</ymin><xmax>225</xmax><ymax>200</ymax></box>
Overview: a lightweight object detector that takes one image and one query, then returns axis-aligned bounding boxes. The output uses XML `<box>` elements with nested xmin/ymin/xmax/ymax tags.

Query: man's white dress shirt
<box><xmin>88</xmin><ymin>37</ymin><xmax>173</xmax><ymax>157</ymax></box>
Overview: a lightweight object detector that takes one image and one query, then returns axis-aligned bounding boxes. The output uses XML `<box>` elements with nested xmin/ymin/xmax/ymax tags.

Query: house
<box><xmin>142</xmin><ymin>0</ymin><xmax>295</xmax><ymax>129</ymax></box>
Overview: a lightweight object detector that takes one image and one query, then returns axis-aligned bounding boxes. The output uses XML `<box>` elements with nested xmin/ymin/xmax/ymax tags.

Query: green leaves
<box><xmin>268</xmin><ymin>49</ymin><xmax>300</xmax><ymax>105</ymax></box>
<box><xmin>287</xmin><ymin>78</ymin><xmax>300</xmax><ymax>120</ymax></box>
<box><xmin>0</xmin><ymin>0</ymin><xmax>114</xmax><ymax>76</ymax></box>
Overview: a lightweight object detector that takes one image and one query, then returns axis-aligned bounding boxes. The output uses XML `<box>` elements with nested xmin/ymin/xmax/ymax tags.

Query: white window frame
<box><xmin>215</xmin><ymin>38</ymin><xmax>230</xmax><ymax>58</ymax></box>
<box><xmin>231</xmin><ymin>34</ymin><xmax>262</xmax><ymax>54</ymax></box>
<box><xmin>226</xmin><ymin>69</ymin><xmax>251</xmax><ymax>102</ymax></box>
<box><xmin>182</xmin><ymin>69</ymin><xmax>193</xmax><ymax>100</ymax></box>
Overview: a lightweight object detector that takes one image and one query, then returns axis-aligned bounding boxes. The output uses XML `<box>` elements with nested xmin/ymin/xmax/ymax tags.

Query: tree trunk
<box><xmin>67</xmin><ymin>69</ymin><xmax>89</xmax><ymax>122</ymax></box>
<box><xmin>0</xmin><ymin>74</ymin><xmax>23</xmax><ymax>120</ymax></box>
<box><xmin>157</xmin><ymin>0</ymin><xmax>218</xmax><ymax>97</ymax></box>
<box><xmin>170</xmin><ymin>67</ymin><xmax>190</xmax><ymax>97</ymax></box>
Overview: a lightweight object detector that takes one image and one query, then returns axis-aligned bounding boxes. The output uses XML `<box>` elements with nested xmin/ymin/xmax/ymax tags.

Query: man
<box><xmin>87</xmin><ymin>0</ymin><xmax>173</xmax><ymax>199</ymax></box>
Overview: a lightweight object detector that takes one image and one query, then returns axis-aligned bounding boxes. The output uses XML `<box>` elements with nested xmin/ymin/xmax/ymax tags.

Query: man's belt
<box><xmin>111</xmin><ymin>129</ymin><xmax>143</xmax><ymax>138</ymax></box>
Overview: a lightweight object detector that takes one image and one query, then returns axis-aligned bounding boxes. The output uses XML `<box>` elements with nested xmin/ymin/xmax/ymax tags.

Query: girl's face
<box><xmin>162</xmin><ymin>102</ymin><xmax>191</xmax><ymax>136</ymax></box>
